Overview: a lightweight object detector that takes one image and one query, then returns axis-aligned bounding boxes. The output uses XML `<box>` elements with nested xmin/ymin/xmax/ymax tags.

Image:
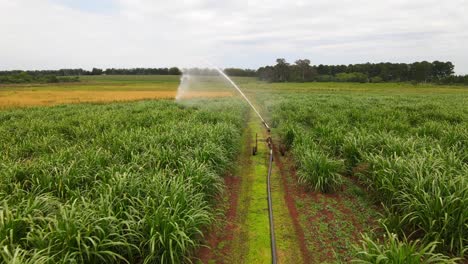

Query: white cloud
<box><xmin>0</xmin><ymin>0</ymin><xmax>467</xmax><ymax>73</ymax></box>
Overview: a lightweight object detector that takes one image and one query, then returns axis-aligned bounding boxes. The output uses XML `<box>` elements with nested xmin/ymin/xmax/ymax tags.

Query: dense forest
<box><xmin>179</xmin><ymin>61</ymin><xmax>467</xmax><ymax>84</ymax></box>
<box><xmin>0</xmin><ymin>67</ymin><xmax>181</xmax><ymax>77</ymax></box>
<box><xmin>0</xmin><ymin>68</ymin><xmax>182</xmax><ymax>84</ymax></box>
<box><xmin>256</xmin><ymin>59</ymin><xmax>468</xmax><ymax>84</ymax></box>
<box><xmin>103</xmin><ymin>67</ymin><xmax>181</xmax><ymax>75</ymax></box>
<box><xmin>0</xmin><ymin>72</ymin><xmax>78</xmax><ymax>84</ymax></box>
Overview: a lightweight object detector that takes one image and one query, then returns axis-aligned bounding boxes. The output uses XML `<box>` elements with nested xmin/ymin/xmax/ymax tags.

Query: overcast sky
<box><xmin>1</xmin><ymin>0</ymin><xmax>467</xmax><ymax>73</ymax></box>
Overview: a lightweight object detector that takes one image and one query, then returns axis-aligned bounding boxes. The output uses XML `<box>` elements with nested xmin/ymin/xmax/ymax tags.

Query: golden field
<box><xmin>0</xmin><ymin>90</ymin><xmax>233</xmax><ymax>109</ymax></box>
<box><xmin>0</xmin><ymin>75</ymin><xmax>234</xmax><ymax>109</ymax></box>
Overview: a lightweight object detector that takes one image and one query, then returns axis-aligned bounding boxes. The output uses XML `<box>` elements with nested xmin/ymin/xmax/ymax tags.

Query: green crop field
<box><xmin>0</xmin><ymin>98</ymin><xmax>247</xmax><ymax>263</ymax></box>
<box><xmin>267</xmin><ymin>94</ymin><xmax>468</xmax><ymax>255</ymax></box>
<box><xmin>249</xmin><ymin>84</ymin><xmax>467</xmax><ymax>262</ymax></box>
<box><xmin>0</xmin><ymin>75</ymin><xmax>467</xmax><ymax>263</ymax></box>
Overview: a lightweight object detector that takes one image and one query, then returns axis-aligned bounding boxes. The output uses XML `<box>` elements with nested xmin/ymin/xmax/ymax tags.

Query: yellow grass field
<box><xmin>0</xmin><ymin>75</ymin><xmax>235</xmax><ymax>109</ymax></box>
<box><xmin>0</xmin><ymin>90</ymin><xmax>233</xmax><ymax>109</ymax></box>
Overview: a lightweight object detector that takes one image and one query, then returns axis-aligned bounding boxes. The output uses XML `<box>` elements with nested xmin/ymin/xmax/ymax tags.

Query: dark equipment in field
<box><xmin>252</xmin><ymin>133</ymin><xmax>258</xmax><ymax>155</ymax></box>
<box><xmin>279</xmin><ymin>144</ymin><xmax>286</xmax><ymax>156</ymax></box>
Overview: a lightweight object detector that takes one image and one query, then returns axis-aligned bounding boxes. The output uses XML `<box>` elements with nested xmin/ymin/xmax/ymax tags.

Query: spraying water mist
<box><xmin>175</xmin><ymin>63</ymin><xmax>270</xmax><ymax>129</ymax></box>
<box><xmin>211</xmin><ymin>67</ymin><xmax>269</xmax><ymax>129</ymax></box>
<box><xmin>175</xmin><ymin>74</ymin><xmax>191</xmax><ymax>101</ymax></box>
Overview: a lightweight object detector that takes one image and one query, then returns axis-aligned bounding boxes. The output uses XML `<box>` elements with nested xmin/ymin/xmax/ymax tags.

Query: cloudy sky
<box><xmin>1</xmin><ymin>0</ymin><xmax>467</xmax><ymax>73</ymax></box>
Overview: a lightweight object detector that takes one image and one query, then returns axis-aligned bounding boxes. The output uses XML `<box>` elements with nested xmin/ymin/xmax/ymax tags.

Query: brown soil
<box><xmin>196</xmin><ymin>121</ymin><xmax>253</xmax><ymax>264</ymax></box>
<box><xmin>274</xmin><ymin>146</ymin><xmax>380</xmax><ymax>263</ymax></box>
<box><xmin>197</xmin><ymin>172</ymin><xmax>241</xmax><ymax>263</ymax></box>
<box><xmin>290</xmin><ymin>167</ymin><xmax>338</xmax><ymax>262</ymax></box>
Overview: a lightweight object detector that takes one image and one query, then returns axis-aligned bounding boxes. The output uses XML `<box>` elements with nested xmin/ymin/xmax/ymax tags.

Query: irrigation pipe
<box><xmin>267</xmin><ymin>140</ymin><xmax>277</xmax><ymax>264</ymax></box>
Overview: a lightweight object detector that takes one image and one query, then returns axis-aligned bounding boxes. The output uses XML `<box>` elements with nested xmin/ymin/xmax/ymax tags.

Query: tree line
<box><xmin>256</xmin><ymin>59</ymin><xmax>467</xmax><ymax>84</ymax></box>
<box><xmin>0</xmin><ymin>67</ymin><xmax>182</xmax><ymax>77</ymax></box>
<box><xmin>0</xmin><ymin>68</ymin><xmax>182</xmax><ymax>84</ymax></box>
<box><xmin>2</xmin><ymin>63</ymin><xmax>467</xmax><ymax>85</ymax></box>
<box><xmin>0</xmin><ymin>72</ymin><xmax>78</xmax><ymax>84</ymax></box>
<box><xmin>182</xmin><ymin>60</ymin><xmax>467</xmax><ymax>85</ymax></box>
<box><xmin>103</xmin><ymin>67</ymin><xmax>181</xmax><ymax>75</ymax></box>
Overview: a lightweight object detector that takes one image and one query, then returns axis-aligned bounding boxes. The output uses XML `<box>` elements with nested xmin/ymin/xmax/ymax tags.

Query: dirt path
<box><xmin>198</xmin><ymin>110</ymin><xmax>305</xmax><ymax>263</ymax></box>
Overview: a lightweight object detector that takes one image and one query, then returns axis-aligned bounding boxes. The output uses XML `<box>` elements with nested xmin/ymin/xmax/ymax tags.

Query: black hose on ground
<box><xmin>267</xmin><ymin>141</ymin><xmax>277</xmax><ymax>264</ymax></box>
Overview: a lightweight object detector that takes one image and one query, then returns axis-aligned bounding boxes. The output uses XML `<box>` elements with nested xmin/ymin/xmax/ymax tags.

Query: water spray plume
<box><xmin>176</xmin><ymin>60</ymin><xmax>270</xmax><ymax>130</ymax></box>
<box><xmin>211</xmin><ymin>65</ymin><xmax>270</xmax><ymax>130</ymax></box>
<box><xmin>175</xmin><ymin>74</ymin><xmax>190</xmax><ymax>101</ymax></box>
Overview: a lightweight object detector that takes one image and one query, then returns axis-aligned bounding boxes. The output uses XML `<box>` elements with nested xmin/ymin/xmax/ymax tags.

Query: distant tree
<box><xmin>0</xmin><ymin>71</ymin><xmax>78</xmax><ymax>84</ymax></box>
<box><xmin>295</xmin><ymin>59</ymin><xmax>313</xmax><ymax>82</ymax></box>
<box><xmin>274</xmin><ymin>58</ymin><xmax>290</xmax><ymax>82</ymax></box>
<box><xmin>393</xmin><ymin>63</ymin><xmax>410</xmax><ymax>81</ymax></box>
<box><xmin>224</xmin><ymin>68</ymin><xmax>257</xmax><ymax>77</ymax></box>
<box><xmin>257</xmin><ymin>66</ymin><xmax>275</xmax><ymax>82</ymax></box>
<box><xmin>168</xmin><ymin>67</ymin><xmax>182</xmax><ymax>75</ymax></box>
<box><xmin>331</xmin><ymin>65</ymin><xmax>347</xmax><ymax>75</ymax></box>
<box><xmin>316</xmin><ymin>64</ymin><xmax>331</xmax><ymax>75</ymax></box>
<box><xmin>411</xmin><ymin>61</ymin><xmax>432</xmax><ymax>82</ymax></box>
<box><xmin>439</xmin><ymin>74</ymin><xmax>468</xmax><ymax>85</ymax></box>
<box><xmin>91</xmin><ymin>68</ymin><xmax>103</xmax><ymax>75</ymax></box>
<box><xmin>378</xmin><ymin>63</ymin><xmax>393</xmax><ymax>81</ymax></box>
<box><xmin>432</xmin><ymin>61</ymin><xmax>454</xmax><ymax>80</ymax></box>
<box><xmin>289</xmin><ymin>65</ymin><xmax>302</xmax><ymax>82</ymax></box>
